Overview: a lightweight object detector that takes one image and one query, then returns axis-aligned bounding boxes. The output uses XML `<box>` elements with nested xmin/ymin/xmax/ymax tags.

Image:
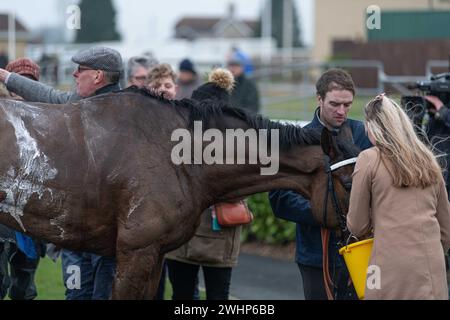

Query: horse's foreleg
<box><xmin>112</xmin><ymin>244</ymin><xmax>162</xmax><ymax>300</ymax></box>
<box><xmin>144</xmin><ymin>254</ymin><xmax>164</xmax><ymax>299</ymax></box>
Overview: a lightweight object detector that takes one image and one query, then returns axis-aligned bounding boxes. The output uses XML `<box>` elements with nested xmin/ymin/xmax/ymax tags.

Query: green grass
<box><xmin>263</xmin><ymin>96</ymin><xmax>369</xmax><ymax>121</ymax></box>
<box><xmin>34</xmin><ymin>257</ymin><xmax>64</xmax><ymax>300</ymax></box>
<box><xmin>263</xmin><ymin>95</ymin><xmax>403</xmax><ymax>121</ymax></box>
<box><xmin>33</xmin><ymin>257</ymin><xmax>206</xmax><ymax>300</ymax></box>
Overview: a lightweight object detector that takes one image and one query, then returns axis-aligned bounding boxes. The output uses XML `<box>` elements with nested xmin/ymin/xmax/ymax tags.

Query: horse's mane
<box><xmin>120</xmin><ymin>86</ymin><xmax>323</xmax><ymax>149</ymax></box>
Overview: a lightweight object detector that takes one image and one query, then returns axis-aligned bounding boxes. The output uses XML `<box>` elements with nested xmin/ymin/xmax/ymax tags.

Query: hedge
<box><xmin>244</xmin><ymin>193</ymin><xmax>296</xmax><ymax>244</ymax></box>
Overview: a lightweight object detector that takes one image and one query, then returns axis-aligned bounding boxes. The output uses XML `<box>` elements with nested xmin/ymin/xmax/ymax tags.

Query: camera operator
<box><xmin>425</xmin><ymin>95</ymin><xmax>450</xmax><ymax>298</ymax></box>
<box><xmin>424</xmin><ymin>95</ymin><xmax>450</xmax><ymax>200</ymax></box>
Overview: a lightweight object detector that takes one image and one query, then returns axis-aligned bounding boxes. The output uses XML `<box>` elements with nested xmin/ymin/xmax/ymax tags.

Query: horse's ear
<box><xmin>321</xmin><ymin>127</ymin><xmax>338</xmax><ymax>159</ymax></box>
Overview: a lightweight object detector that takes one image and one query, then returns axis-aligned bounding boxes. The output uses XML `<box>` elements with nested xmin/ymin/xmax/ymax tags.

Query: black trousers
<box><xmin>0</xmin><ymin>242</ymin><xmax>40</xmax><ymax>300</ymax></box>
<box><xmin>166</xmin><ymin>259</ymin><xmax>232</xmax><ymax>300</ymax></box>
<box><xmin>155</xmin><ymin>259</ymin><xmax>167</xmax><ymax>300</ymax></box>
<box><xmin>297</xmin><ymin>263</ymin><xmax>357</xmax><ymax>300</ymax></box>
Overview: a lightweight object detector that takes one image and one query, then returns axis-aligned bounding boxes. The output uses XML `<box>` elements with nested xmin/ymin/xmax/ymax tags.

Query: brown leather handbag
<box><xmin>214</xmin><ymin>201</ymin><xmax>254</xmax><ymax>227</ymax></box>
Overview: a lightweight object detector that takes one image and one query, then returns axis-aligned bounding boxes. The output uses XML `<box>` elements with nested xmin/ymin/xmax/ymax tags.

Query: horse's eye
<box><xmin>341</xmin><ymin>177</ymin><xmax>352</xmax><ymax>191</ymax></box>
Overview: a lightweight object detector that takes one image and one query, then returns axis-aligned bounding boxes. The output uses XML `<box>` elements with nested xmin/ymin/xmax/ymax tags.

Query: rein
<box><xmin>321</xmin><ymin>155</ymin><xmax>357</xmax><ymax>300</ymax></box>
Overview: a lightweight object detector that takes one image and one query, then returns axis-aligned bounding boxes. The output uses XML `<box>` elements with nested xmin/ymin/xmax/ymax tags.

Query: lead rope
<box><xmin>321</xmin><ymin>156</ymin><xmax>335</xmax><ymax>300</ymax></box>
<box><xmin>321</xmin><ymin>228</ymin><xmax>335</xmax><ymax>300</ymax></box>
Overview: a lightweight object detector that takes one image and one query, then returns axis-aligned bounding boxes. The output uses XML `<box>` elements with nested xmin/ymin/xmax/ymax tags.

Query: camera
<box><xmin>401</xmin><ymin>72</ymin><xmax>450</xmax><ymax>127</ymax></box>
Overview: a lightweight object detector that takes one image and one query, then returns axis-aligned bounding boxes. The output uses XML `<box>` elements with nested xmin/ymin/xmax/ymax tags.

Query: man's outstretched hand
<box><xmin>0</xmin><ymin>68</ymin><xmax>11</xmax><ymax>83</ymax></box>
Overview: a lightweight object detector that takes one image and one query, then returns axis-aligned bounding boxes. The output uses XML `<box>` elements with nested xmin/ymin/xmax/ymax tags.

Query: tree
<box><xmin>75</xmin><ymin>0</ymin><xmax>121</xmax><ymax>43</ymax></box>
<box><xmin>255</xmin><ymin>0</ymin><xmax>303</xmax><ymax>48</ymax></box>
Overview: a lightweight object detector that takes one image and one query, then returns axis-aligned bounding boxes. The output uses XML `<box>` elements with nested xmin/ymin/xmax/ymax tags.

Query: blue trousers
<box><xmin>61</xmin><ymin>249</ymin><xmax>116</xmax><ymax>300</ymax></box>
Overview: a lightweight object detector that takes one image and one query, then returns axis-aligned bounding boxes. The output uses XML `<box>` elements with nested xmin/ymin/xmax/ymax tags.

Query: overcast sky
<box><xmin>0</xmin><ymin>0</ymin><xmax>313</xmax><ymax>45</ymax></box>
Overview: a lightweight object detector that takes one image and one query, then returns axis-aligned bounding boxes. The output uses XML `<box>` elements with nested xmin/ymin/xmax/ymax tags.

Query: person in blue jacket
<box><xmin>230</xmin><ymin>47</ymin><xmax>254</xmax><ymax>77</ymax></box>
<box><xmin>269</xmin><ymin>68</ymin><xmax>372</xmax><ymax>300</ymax></box>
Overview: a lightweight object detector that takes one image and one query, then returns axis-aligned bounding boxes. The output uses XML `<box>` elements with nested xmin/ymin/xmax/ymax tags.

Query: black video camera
<box><xmin>401</xmin><ymin>72</ymin><xmax>450</xmax><ymax>128</ymax></box>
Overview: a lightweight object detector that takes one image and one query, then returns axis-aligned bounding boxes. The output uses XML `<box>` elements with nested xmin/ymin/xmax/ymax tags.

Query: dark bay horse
<box><xmin>0</xmin><ymin>88</ymin><xmax>359</xmax><ymax>299</ymax></box>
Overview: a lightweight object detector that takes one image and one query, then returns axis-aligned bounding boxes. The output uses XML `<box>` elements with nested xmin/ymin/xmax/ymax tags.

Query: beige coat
<box><xmin>347</xmin><ymin>147</ymin><xmax>450</xmax><ymax>300</ymax></box>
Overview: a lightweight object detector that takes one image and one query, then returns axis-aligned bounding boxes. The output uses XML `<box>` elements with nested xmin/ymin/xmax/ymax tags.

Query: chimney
<box><xmin>228</xmin><ymin>2</ymin><xmax>236</xmax><ymax>19</ymax></box>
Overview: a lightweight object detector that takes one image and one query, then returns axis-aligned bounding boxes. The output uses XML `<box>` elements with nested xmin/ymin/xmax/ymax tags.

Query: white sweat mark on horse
<box><xmin>49</xmin><ymin>198</ymin><xmax>67</xmax><ymax>240</ymax></box>
<box><xmin>127</xmin><ymin>197</ymin><xmax>143</xmax><ymax>219</ymax></box>
<box><xmin>0</xmin><ymin>108</ymin><xmax>58</xmax><ymax>231</ymax></box>
<box><xmin>50</xmin><ymin>217</ymin><xmax>66</xmax><ymax>239</ymax></box>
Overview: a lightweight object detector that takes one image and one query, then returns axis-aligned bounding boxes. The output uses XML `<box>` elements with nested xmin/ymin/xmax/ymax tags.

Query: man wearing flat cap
<box><xmin>0</xmin><ymin>47</ymin><xmax>122</xmax><ymax>300</ymax></box>
<box><xmin>0</xmin><ymin>46</ymin><xmax>123</xmax><ymax>103</ymax></box>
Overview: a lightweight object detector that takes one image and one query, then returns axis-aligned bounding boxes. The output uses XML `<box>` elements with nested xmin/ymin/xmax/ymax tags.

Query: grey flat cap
<box><xmin>72</xmin><ymin>46</ymin><xmax>123</xmax><ymax>72</ymax></box>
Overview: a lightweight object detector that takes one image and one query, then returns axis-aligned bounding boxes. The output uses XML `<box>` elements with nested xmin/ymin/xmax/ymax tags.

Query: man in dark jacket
<box><xmin>0</xmin><ymin>46</ymin><xmax>123</xmax><ymax>300</ymax></box>
<box><xmin>269</xmin><ymin>69</ymin><xmax>372</xmax><ymax>300</ymax></box>
<box><xmin>227</xmin><ymin>54</ymin><xmax>260</xmax><ymax>114</ymax></box>
<box><xmin>175</xmin><ymin>58</ymin><xmax>201</xmax><ymax>100</ymax></box>
<box><xmin>424</xmin><ymin>95</ymin><xmax>450</xmax><ymax>296</ymax></box>
<box><xmin>425</xmin><ymin>95</ymin><xmax>450</xmax><ymax>199</ymax></box>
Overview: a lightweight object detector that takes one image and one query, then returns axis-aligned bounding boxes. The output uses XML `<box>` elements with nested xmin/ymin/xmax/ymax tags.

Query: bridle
<box><xmin>322</xmin><ymin>154</ymin><xmax>357</xmax><ymax>244</ymax></box>
<box><xmin>321</xmin><ymin>154</ymin><xmax>358</xmax><ymax>300</ymax></box>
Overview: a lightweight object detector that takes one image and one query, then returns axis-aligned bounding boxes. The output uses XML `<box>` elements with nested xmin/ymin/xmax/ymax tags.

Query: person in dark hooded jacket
<box><xmin>166</xmin><ymin>68</ymin><xmax>243</xmax><ymax>300</ymax></box>
<box><xmin>226</xmin><ymin>54</ymin><xmax>260</xmax><ymax>114</ymax></box>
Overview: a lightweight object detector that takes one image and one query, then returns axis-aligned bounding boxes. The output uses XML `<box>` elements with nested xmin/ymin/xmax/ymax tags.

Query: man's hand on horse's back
<box><xmin>0</xmin><ymin>68</ymin><xmax>11</xmax><ymax>83</ymax></box>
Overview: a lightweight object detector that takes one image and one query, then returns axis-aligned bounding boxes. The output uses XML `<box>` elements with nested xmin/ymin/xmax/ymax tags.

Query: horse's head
<box><xmin>309</xmin><ymin>125</ymin><xmax>360</xmax><ymax>234</ymax></box>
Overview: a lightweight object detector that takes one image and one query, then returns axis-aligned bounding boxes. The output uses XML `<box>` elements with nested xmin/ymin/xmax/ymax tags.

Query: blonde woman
<box><xmin>347</xmin><ymin>94</ymin><xmax>450</xmax><ymax>300</ymax></box>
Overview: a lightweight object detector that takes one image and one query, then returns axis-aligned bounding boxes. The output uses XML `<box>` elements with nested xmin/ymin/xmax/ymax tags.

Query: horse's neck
<box><xmin>201</xmin><ymin>144</ymin><xmax>322</xmax><ymax>204</ymax></box>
